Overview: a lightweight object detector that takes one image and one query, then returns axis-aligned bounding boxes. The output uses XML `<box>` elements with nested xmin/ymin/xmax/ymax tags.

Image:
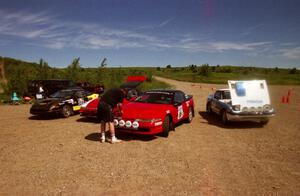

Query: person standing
<box><xmin>36</xmin><ymin>83</ymin><xmax>45</xmax><ymax>99</ymax></box>
<box><xmin>97</xmin><ymin>88</ymin><xmax>125</xmax><ymax>143</ymax></box>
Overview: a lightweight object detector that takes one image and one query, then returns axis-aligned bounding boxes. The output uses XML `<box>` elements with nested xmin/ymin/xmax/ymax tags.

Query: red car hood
<box><xmin>86</xmin><ymin>98</ymin><xmax>99</xmax><ymax>109</ymax></box>
<box><xmin>121</xmin><ymin>102</ymin><xmax>170</xmax><ymax>119</ymax></box>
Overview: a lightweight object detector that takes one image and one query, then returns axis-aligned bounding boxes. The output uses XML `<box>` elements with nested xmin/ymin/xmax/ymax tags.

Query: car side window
<box><xmin>174</xmin><ymin>92</ymin><xmax>185</xmax><ymax>103</ymax></box>
<box><xmin>214</xmin><ymin>91</ymin><xmax>221</xmax><ymax>100</ymax></box>
<box><xmin>222</xmin><ymin>91</ymin><xmax>231</xmax><ymax>99</ymax></box>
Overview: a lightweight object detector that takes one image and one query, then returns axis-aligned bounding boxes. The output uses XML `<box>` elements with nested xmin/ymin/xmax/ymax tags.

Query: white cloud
<box><xmin>280</xmin><ymin>47</ymin><xmax>300</xmax><ymax>60</ymax></box>
<box><xmin>0</xmin><ymin>8</ymin><xmax>279</xmax><ymax>57</ymax></box>
<box><xmin>0</xmin><ymin>9</ymin><xmax>163</xmax><ymax>50</ymax></box>
<box><xmin>209</xmin><ymin>41</ymin><xmax>272</xmax><ymax>52</ymax></box>
<box><xmin>137</xmin><ymin>17</ymin><xmax>174</xmax><ymax>30</ymax></box>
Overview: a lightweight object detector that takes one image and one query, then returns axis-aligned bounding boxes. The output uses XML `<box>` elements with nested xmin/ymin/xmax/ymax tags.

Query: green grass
<box><xmin>154</xmin><ymin>67</ymin><xmax>300</xmax><ymax>85</ymax></box>
<box><xmin>139</xmin><ymin>78</ymin><xmax>172</xmax><ymax>91</ymax></box>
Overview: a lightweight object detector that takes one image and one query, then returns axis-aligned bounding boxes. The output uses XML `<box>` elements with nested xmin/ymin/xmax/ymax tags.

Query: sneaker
<box><xmin>100</xmin><ymin>137</ymin><xmax>106</xmax><ymax>143</ymax></box>
<box><xmin>110</xmin><ymin>137</ymin><xmax>122</xmax><ymax>144</ymax></box>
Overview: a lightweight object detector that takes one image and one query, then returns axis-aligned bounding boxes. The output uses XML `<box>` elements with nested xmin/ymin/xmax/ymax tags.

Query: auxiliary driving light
<box><xmin>113</xmin><ymin>119</ymin><xmax>119</xmax><ymax>126</ymax></box>
<box><xmin>119</xmin><ymin>120</ymin><xmax>125</xmax><ymax>127</ymax></box>
<box><xmin>132</xmin><ymin>121</ymin><xmax>139</xmax><ymax>129</ymax></box>
<box><xmin>242</xmin><ymin>107</ymin><xmax>248</xmax><ymax>112</ymax></box>
<box><xmin>125</xmin><ymin>120</ymin><xmax>132</xmax><ymax>128</ymax></box>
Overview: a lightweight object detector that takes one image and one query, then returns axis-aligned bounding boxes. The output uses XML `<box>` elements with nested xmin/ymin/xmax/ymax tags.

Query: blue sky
<box><xmin>0</xmin><ymin>0</ymin><xmax>300</xmax><ymax>68</ymax></box>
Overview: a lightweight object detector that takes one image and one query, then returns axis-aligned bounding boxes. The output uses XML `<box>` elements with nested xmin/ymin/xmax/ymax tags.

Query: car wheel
<box><xmin>221</xmin><ymin>110</ymin><xmax>228</xmax><ymax>125</ymax></box>
<box><xmin>161</xmin><ymin>116</ymin><xmax>171</xmax><ymax>137</ymax></box>
<box><xmin>62</xmin><ymin>105</ymin><xmax>73</xmax><ymax>118</ymax></box>
<box><xmin>186</xmin><ymin>107</ymin><xmax>193</xmax><ymax>123</ymax></box>
<box><xmin>206</xmin><ymin>103</ymin><xmax>212</xmax><ymax>113</ymax></box>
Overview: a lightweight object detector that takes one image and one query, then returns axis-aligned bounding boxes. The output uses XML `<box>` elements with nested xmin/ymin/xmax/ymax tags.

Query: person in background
<box><xmin>97</xmin><ymin>88</ymin><xmax>125</xmax><ymax>144</ymax></box>
<box><xmin>36</xmin><ymin>83</ymin><xmax>45</xmax><ymax>99</ymax></box>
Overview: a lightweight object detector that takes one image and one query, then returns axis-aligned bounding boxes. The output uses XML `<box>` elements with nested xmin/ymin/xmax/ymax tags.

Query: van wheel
<box><xmin>221</xmin><ymin>110</ymin><xmax>228</xmax><ymax>125</ymax></box>
<box><xmin>62</xmin><ymin>105</ymin><xmax>73</xmax><ymax>118</ymax></box>
<box><xmin>161</xmin><ymin>116</ymin><xmax>171</xmax><ymax>137</ymax></box>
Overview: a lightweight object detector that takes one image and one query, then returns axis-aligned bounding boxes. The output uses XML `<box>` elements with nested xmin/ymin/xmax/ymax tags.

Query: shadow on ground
<box><xmin>85</xmin><ymin>132</ymin><xmax>157</xmax><ymax>142</ymax></box>
<box><xmin>198</xmin><ymin>111</ymin><xmax>264</xmax><ymax>129</ymax></box>
<box><xmin>77</xmin><ymin>117</ymin><xmax>99</xmax><ymax>124</ymax></box>
<box><xmin>28</xmin><ymin>115</ymin><xmax>62</xmax><ymax>120</ymax></box>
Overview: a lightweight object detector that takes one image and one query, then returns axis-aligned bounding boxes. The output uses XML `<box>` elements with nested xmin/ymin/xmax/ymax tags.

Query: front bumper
<box><xmin>114</xmin><ymin>118</ymin><xmax>163</xmax><ymax>135</ymax></box>
<box><xmin>79</xmin><ymin>108</ymin><xmax>97</xmax><ymax>117</ymax></box>
<box><xmin>227</xmin><ymin>110</ymin><xmax>275</xmax><ymax>122</ymax></box>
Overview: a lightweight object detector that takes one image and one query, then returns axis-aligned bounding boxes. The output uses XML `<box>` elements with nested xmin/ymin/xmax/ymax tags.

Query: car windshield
<box><xmin>135</xmin><ymin>92</ymin><xmax>173</xmax><ymax>104</ymax></box>
<box><xmin>50</xmin><ymin>90</ymin><xmax>74</xmax><ymax>98</ymax></box>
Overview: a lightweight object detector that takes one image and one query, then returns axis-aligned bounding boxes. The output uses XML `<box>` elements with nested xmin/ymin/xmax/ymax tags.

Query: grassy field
<box><xmin>153</xmin><ymin>66</ymin><xmax>300</xmax><ymax>85</ymax></box>
<box><xmin>1</xmin><ymin>55</ymin><xmax>299</xmax><ymax>103</ymax></box>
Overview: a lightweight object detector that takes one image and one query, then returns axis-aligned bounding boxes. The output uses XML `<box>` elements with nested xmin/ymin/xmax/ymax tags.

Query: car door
<box><xmin>211</xmin><ymin>91</ymin><xmax>221</xmax><ymax>113</ymax></box>
<box><xmin>174</xmin><ymin>91</ymin><xmax>187</xmax><ymax>123</ymax></box>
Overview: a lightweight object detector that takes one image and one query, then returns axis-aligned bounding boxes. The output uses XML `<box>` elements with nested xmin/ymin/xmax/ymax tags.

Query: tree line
<box><xmin>0</xmin><ymin>56</ymin><xmax>151</xmax><ymax>100</ymax></box>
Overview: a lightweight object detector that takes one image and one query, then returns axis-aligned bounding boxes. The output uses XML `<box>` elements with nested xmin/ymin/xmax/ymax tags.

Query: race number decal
<box><xmin>177</xmin><ymin>105</ymin><xmax>184</xmax><ymax>120</ymax></box>
<box><xmin>186</xmin><ymin>101</ymin><xmax>190</xmax><ymax>107</ymax></box>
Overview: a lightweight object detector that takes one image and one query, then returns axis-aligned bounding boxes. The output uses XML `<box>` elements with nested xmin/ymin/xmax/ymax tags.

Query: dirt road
<box><xmin>0</xmin><ymin>77</ymin><xmax>299</xmax><ymax>195</ymax></box>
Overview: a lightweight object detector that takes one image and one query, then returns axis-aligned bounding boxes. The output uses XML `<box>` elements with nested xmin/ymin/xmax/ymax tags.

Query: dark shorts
<box><xmin>97</xmin><ymin>101</ymin><xmax>114</xmax><ymax>122</ymax></box>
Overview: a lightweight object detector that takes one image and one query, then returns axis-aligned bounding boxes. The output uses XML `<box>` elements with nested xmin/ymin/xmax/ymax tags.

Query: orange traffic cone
<box><xmin>281</xmin><ymin>96</ymin><xmax>286</xmax><ymax>103</ymax></box>
<box><xmin>287</xmin><ymin>89</ymin><xmax>292</xmax><ymax>97</ymax></box>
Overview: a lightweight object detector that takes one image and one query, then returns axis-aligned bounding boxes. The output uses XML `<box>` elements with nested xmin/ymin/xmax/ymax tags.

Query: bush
<box><xmin>198</xmin><ymin>64</ymin><xmax>210</xmax><ymax>76</ymax></box>
<box><xmin>289</xmin><ymin>68</ymin><xmax>297</xmax><ymax>74</ymax></box>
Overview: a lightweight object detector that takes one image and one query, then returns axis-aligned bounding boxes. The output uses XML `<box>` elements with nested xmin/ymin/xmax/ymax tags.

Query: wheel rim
<box><xmin>64</xmin><ymin>106</ymin><xmax>71</xmax><ymax>117</ymax></box>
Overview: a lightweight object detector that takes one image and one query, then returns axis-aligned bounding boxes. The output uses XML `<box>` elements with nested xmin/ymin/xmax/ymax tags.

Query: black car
<box><xmin>28</xmin><ymin>79</ymin><xmax>76</xmax><ymax>97</ymax></box>
<box><xmin>30</xmin><ymin>87</ymin><xmax>93</xmax><ymax>118</ymax></box>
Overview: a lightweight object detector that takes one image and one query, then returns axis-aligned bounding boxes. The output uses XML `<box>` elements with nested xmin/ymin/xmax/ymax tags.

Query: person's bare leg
<box><xmin>108</xmin><ymin>122</ymin><xmax>121</xmax><ymax>143</ymax></box>
<box><xmin>100</xmin><ymin>121</ymin><xmax>106</xmax><ymax>142</ymax></box>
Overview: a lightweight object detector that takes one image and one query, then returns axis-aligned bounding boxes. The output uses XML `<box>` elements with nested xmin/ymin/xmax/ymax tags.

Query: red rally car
<box><xmin>114</xmin><ymin>90</ymin><xmax>194</xmax><ymax>137</ymax></box>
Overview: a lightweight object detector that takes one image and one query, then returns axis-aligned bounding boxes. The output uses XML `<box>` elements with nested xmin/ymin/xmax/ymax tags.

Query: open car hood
<box><xmin>228</xmin><ymin>80</ymin><xmax>271</xmax><ymax>107</ymax></box>
<box><xmin>120</xmin><ymin>75</ymin><xmax>147</xmax><ymax>89</ymax></box>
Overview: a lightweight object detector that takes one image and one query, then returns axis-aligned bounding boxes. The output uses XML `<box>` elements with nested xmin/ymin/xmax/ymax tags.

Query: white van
<box><xmin>206</xmin><ymin>80</ymin><xmax>275</xmax><ymax>125</ymax></box>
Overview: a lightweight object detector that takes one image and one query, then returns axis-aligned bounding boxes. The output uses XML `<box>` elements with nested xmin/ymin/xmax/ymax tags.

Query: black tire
<box><xmin>62</xmin><ymin>105</ymin><xmax>73</xmax><ymax>118</ymax></box>
<box><xmin>186</xmin><ymin>107</ymin><xmax>193</xmax><ymax>123</ymax></box>
<box><xmin>206</xmin><ymin>103</ymin><xmax>212</xmax><ymax>114</ymax></box>
<box><xmin>221</xmin><ymin>110</ymin><xmax>228</xmax><ymax>125</ymax></box>
<box><xmin>161</xmin><ymin>116</ymin><xmax>171</xmax><ymax>137</ymax></box>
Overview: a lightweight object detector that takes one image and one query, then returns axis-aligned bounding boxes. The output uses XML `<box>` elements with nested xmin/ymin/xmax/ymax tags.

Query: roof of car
<box><xmin>60</xmin><ymin>87</ymin><xmax>85</xmax><ymax>91</ymax></box>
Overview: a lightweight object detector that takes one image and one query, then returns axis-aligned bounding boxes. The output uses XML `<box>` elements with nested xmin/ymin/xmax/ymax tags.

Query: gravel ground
<box><xmin>0</xmin><ymin>76</ymin><xmax>299</xmax><ymax>195</ymax></box>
